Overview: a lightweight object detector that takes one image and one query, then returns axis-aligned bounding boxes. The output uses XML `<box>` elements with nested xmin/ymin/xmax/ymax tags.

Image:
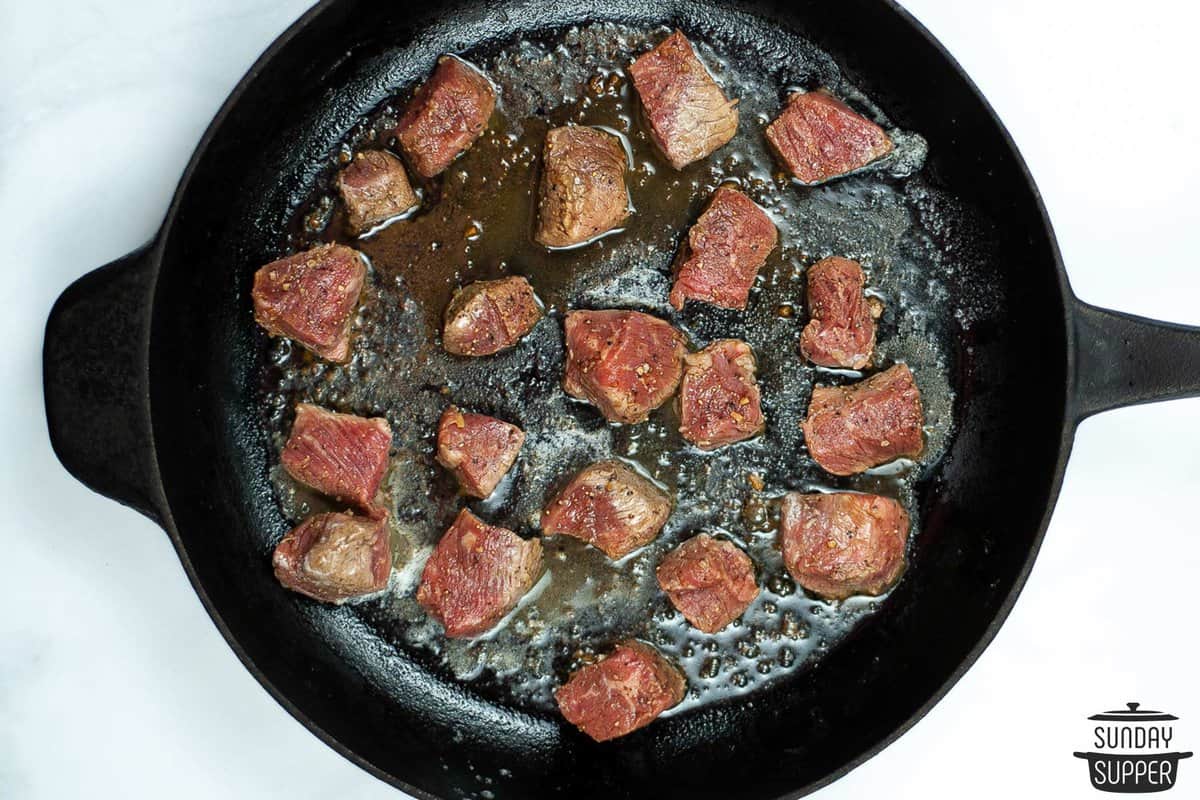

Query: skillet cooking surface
<box><xmin>264</xmin><ymin>21</ymin><xmax>959</xmax><ymax>713</ymax></box>
<box><xmin>145</xmin><ymin>0</ymin><xmax>1070</xmax><ymax>796</ymax></box>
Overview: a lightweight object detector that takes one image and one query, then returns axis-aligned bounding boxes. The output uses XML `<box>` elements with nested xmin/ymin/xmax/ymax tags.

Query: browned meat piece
<box><xmin>562</xmin><ymin>310</ymin><xmax>686</xmax><ymax>424</ymax></box>
<box><xmin>669</xmin><ymin>186</ymin><xmax>777</xmax><ymax>310</ymax></box>
<box><xmin>779</xmin><ymin>492</ymin><xmax>909</xmax><ymax>599</ymax></box>
<box><xmin>335</xmin><ymin>150</ymin><xmax>419</xmax><ymax>234</ymax></box>
<box><xmin>541</xmin><ymin>460</ymin><xmax>671</xmax><ymax>559</ymax></box>
<box><xmin>436</xmin><ymin>406</ymin><xmax>524</xmax><ymax>498</ymax></box>
<box><xmin>252</xmin><ymin>243</ymin><xmax>366</xmax><ymax>362</ymax></box>
<box><xmin>273</xmin><ymin>512</ymin><xmax>392</xmax><ymax>603</ymax></box>
<box><xmin>678</xmin><ymin>339</ymin><xmax>765</xmax><ymax>450</ymax></box>
<box><xmin>395</xmin><ymin>55</ymin><xmax>496</xmax><ymax>178</ymax></box>
<box><xmin>281</xmin><ymin>403</ymin><xmax>392</xmax><ymax>509</ymax></box>
<box><xmin>656</xmin><ymin>534</ymin><xmax>758</xmax><ymax>633</ymax></box>
<box><xmin>534</xmin><ymin>126</ymin><xmax>629</xmax><ymax>248</ymax></box>
<box><xmin>800</xmin><ymin>257</ymin><xmax>880</xmax><ymax>369</ymax></box>
<box><xmin>443</xmin><ymin>276</ymin><xmax>543</xmax><ymax>356</ymax></box>
<box><xmin>416</xmin><ymin>508</ymin><xmax>543</xmax><ymax>638</ymax></box>
<box><xmin>628</xmin><ymin>30</ymin><xmax>738</xmax><ymax>169</ymax></box>
<box><xmin>765</xmin><ymin>90</ymin><xmax>894</xmax><ymax>185</ymax></box>
<box><xmin>802</xmin><ymin>364</ymin><xmax>924</xmax><ymax>475</ymax></box>
<box><xmin>555</xmin><ymin>640</ymin><xmax>686</xmax><ymax>741</ymax></box>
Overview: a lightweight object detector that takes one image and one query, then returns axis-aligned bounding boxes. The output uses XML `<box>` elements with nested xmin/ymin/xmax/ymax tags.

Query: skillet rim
<box><xmin>143</xmin><ymin>1</ymin><xmax>1079</xmax><ymax>797</ymax></box>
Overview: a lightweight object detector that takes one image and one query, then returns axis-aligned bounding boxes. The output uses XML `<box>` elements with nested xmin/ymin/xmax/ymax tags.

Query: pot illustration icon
<box><xmin>1074</xmin><ymin>703</ymin><xmax>1192</xmax><ymax>793</ymax></box>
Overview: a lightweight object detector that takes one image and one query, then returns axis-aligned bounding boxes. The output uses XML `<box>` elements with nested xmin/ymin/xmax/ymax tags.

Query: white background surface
<box><xmin>2</xmin><ymin>1</ymin><xmax>1198</xmax><ymax>797</ymax></box>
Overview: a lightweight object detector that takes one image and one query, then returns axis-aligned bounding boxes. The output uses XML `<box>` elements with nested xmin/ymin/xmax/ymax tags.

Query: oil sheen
<box><xmin>261</xmin><ymin>22</ymin><xmax>960</xmax><ymax>715</ymax></box>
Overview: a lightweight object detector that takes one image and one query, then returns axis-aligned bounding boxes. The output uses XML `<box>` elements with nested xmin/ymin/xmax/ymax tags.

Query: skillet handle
<box><xmin>1072</xmin><ymin>298</ymin><xmax>1200</xmax><ymax>420</ymax></box>
<box><xmin>43</xmin><ymin>242</ymin><xmax>165</xmax><ymax>522</ymax></box>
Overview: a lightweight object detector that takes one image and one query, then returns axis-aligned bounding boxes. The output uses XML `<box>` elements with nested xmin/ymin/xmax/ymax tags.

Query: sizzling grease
<box><xmin>262</xmin><ymin>22</ymin><xmax>956</xmax><ymax>714</ymax></box>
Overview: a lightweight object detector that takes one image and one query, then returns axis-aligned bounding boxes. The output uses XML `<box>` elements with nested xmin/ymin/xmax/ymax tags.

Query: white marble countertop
<box><xmin>3</xmin><ymin>1</ymin><xmax>1198</xmax><ymax>797</ymax></box>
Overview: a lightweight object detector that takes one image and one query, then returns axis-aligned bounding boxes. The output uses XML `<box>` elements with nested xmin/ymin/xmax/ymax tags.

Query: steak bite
<box><xmin>678</xmin><ymin>339</ymin><xmax>765</xmax><ymax>450</ymax></box>
<box><xmin>336</xmin><ymin>150</ymin><xmax>419</xmax><ymax>234</ymax></box>
<box><xmin>555</xmin><ymin>640</ymin><xmax>686</xmax><ymax>742</ymax></box>
<box><xmin>416</xmin><ymin>509</ymin><xmax>543</xmax><ymax>638</ymax></box>
<box><xmin>562</xmin><ymin>310</ymin><xmax>686</xmax><ymax>424</ymax></box>
<box><xmin>395</xmin><ymin>55</ymin><xmax>496</xmax><ymax>178</ymax></box>
<box><xmin>765</xmin><ymin>90</ymin><xmax>894</xmax><ymax>185</ymax></box>
<box><xmin>436</xmin><ymin>406</ymin><xmax>524</xmax><ymax>498</ymax></box>
<box><xmin>800</xmin><ymin>256</ymin><xmax>880</xmax><ymax>369</ymax></box>
<box><xmin>443</xmin><ymin>276</ymin><xmax>543</xmax><ymax>356</ymax></box>
<box><xmin>252</xmin><ymin>243</ymin><xmax>366</xmax><ymax>362</ymax></box>
<box><xmin>669</xmin><ymin>186</ymin><xmax>777</xmax><ymax>311</ymax></box>
<box><xmin>628</xmin><ymin>30</ymin><xmax>738</xmax><ymax>169</ymax></box>
<box><xmin>273</xmin><ymin>512</ymin><xmax>392</xmax><ymax>603</ymax></box>
<box><xmin>541</xmin><ymin>460</ymin><xmax>671</xmax><ymax>559</ymax></box>
<box><xmin>779</xmin><ymin>492</ymin><xmax>909</xmax><ymax>599</ymax></box>
<box><xmin>656</xmin><ymin>534</ymin><xmax>758</xmax><ymax>633</ymax></box>
<box><xmin>281</xmin><ymin>403</ymin><xmax>393</xmax><ymax>509</ymax></box>
<box><xmin>802</xmin><ymin>364</ymin><xmax>924</xmax><ymax>476</ymax></box>
<box><xmin>534</xmin><ymin>126</ymin><xmax>629</xmax><ymax>248</ymax></box>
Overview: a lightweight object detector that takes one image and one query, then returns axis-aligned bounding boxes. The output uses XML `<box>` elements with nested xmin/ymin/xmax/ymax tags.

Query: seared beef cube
<box><xmin>628</xmin><ymin>30</ymin><xmax>738</xmax><ymax>169</ymax></box>
<box><xmin>436</xmin><ymin>406</ymin><xmax>524</xmax><ymax>498</ymax></box>
<box><xmin>395</xmin><ymin>56</ymin><xmax>496</xmax><ymax>178</ymax></box>
<box><xmin>534</xmin><ymin>126</ymin><xmax>629</xmax><ymax>248</ymax></box>
<box><xmin>281</xmin><ymin>403</ymin><xmax>392</xmax><ymax>509</ymax></box>
<box><xmin>555</xmin><ymin>640</ymin><xmax>685</xmax><ymax>741</ymax></box>
<box><xmin>779</xmin><ymin>492</ymin><xmax>909</xmax><ymax>599</ymax></box>
<box><xmin>443</xmin><ymin>276</ymin><xmax>543</xmax><ymax>356</ymax></box>
<box><xmin>765</xmin><ymin>90</ymin><xmax>894</xmax><ymax>185</ymax></box>
<box><xmin>336</xmin><ymin>150</ymin><xmax>419</xmax><ymax>234</ymax></box>
<box><xmin>416</xmin><ymin>508</ymin><xmax>543</xmax><ymax>638</ymax></box>
<box><xmin>802</xmin><ymin>364</ymin><xmax>924</xmax><ymax>476</ymax></box>
<box><xmin>678</xmin><ymin>339</ymin><xmax>765</xmax><ymax>450</ymax></box>
<box><xmin>656</xmin><ymin>534</ymin><xmax>758</xmax><ymax>633</ymax></box>
<box><xmin>272</xmin><ymin>512</ymin><xmax>391</xmax><ymax>603</ymax></box>
<box><xmin>800</xmin><ymin>256</ymin><xmax>880</xmax><ymax>369</ymax></box>
<box><xmin>669</xmin><ymin>186</ymin><xmax>776</xmax><ymax>310</ymax></box>
<box><xmin>563</xmin><ymin>310</ymin><xmax>686</xmax><ymax>424</ymax></box>
<box><xmin>541</xmin><ymin>460</ymin><xmax>671</xmax><ymax>559</ymax></box>
<box><xmin>252</xmin><ymin>243</ymin><xmax>365</xmax><ymax>362</ymax></box>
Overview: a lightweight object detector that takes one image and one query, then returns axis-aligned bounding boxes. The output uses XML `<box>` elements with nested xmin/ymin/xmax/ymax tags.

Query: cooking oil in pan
<box><xmin>262</xmin><ymin>21</ymin><xmax>959</xmax><ymax>713</ymax></box>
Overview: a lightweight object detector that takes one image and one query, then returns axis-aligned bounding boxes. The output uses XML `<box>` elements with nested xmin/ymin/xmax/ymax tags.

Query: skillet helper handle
<box><xmin>43</xmin><ymin>242</ymin><xmax>164</xmax><ymax>522</ymax></box>
<box><xmin>1072</xmin><ymin>298</ymin><xmax>1200</xmax><ymax>420</ymax></box>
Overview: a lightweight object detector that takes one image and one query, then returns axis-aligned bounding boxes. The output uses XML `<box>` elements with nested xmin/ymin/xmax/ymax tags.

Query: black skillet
<box><xmin>41</xmin><ymin>1</ymin><xmax>1200</xmax><ymax>798</ymax></box>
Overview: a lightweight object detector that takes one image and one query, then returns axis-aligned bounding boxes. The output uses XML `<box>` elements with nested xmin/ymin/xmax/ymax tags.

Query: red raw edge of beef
<box><xmin>628</xmin><ymin>30</ymin><xmax>739</xmax><ymax>169</ymax></box>
<box><xmin>252</xmin><ymin>243</ymin><xmax>366</xmax><ymax>362</ymax></box>
<box><xmin>336</xmin><ymin>150</ymin><xmax>419</xmax><ymax>235</ymax></box>
<box><xmin>442</xmin><ymin>276</ymin><xmax>543</xmax><ymax>356</ymax></box>
<box><xmin>272</xmin><ymin>511</ymin><xmax>392</xmax><ymax>603</ymax></box>
<box><xmin>416</xmin><ymin>508</ymin><xmax>544</xmax><ymax>638</ymax></box>
<box><xmin>779</xmin><ymin>491</ymin><xmax>909</xmax><ymax>600</ymax></box>
<box><xmin>562</xmin><ymin>310</ymin><xmax>686</xmax><ymax>424</ymax></box>
<box><xmin>765</xmin><ymin>90</ymin><xmax>894</xmax><ymax>185</ymax></box>
<box><xmin>669</xmin><ymin>186</ymin><xmax>777</xmax><ymax>311</ymax></box>
<box><xmin>281</xmin><ymin>403</ymin><xmax>393</xmax><ymax>510</ymax></box>
<box><xmin>395</xmin><ymin>55</ymin><xmax>496</xmax><ymax>178</ymax></box>
<box><xmin>799</xmin><ymin>256</ymin><xmax>879</xmax><ymax>369</ymax></box>
<box><xmin>541</xmin><ymin>460</ymin><xmax>672</xmax><ymax>559</ymax></box>
<box><xmin>656</xmin><ymin>534</ymin><xmax>758</xmax><ymax>633</ymax></box>
<box><xmin>801</xmin><ymin>364</ymin><xmax>924</xmax><ymax>476</ymax></box>
<box><xmin>554</xmin><ymin>640</ymin><xmax>686</xmax><ymax>742</ymax></box>
<box><xmin>436</xmin><ymin>406</ymin><xmax>525</xmax><ymax>498</ymax></box>
<box><xmin>678</xmin><ymin>338</ymin><xmax>765</xmax><ymax>450</ymax></box>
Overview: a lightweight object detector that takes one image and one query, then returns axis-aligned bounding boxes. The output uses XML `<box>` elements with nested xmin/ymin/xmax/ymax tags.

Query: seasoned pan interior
<box><xmin>264</xmin><ymin>20</ymin><xmax>955</xmax><ymax>713</ymax></box>
<box><xmin>147</xmin><ymin>1</ymin><xmax>1070</xmax><ymax>797</ymax></box>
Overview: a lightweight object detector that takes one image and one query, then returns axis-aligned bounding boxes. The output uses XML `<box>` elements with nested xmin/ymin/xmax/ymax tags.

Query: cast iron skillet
<box><xmin>41</xmin><ymin>1</ymin><xmax>1200</xmax><ymax>798</ymax></box>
